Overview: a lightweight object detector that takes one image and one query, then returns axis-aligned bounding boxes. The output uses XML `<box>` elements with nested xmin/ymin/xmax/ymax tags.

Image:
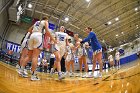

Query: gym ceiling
<box><xmin>23</xmin><ymin>0</ymin><xmax>140</xmax><ymax>47</ymax></box>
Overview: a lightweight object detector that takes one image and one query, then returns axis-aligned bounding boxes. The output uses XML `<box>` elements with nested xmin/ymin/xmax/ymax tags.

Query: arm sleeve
<box><xmin>82</xmin><ymin>32</ymin><xmax>94</xmax><ymax>43</ymax></box>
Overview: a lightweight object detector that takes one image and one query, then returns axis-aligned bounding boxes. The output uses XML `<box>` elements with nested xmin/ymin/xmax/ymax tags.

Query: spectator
<box><xmin>61</xmin><ymin>54</ymin><xmax>66</xmax><ymax>72</ymax></box>
<box><xmin>42</xmin><ymin>57</ymin><xmax>48</xmax><ymax>73</ymax></box>
<box><xmin>49</xmin><ymin>53</ymin><xmax>55</xmax><ymax>72</ymax></box>
<box><xmin>137</xmin><ymin>51</ymin><xmax>140</xmax><ymax>58</ymax></box>
<box><xmin>115</xmin><ymin>50</ymin><xmax>120</xmax><ymax>69</ymax></box>
<box><xmin>108</xmin><ymin>54</ymin><xmax>115</xmax><ymax>70</ymax></box>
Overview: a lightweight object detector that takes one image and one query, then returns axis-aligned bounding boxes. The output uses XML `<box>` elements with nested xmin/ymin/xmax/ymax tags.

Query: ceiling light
<box><xmin>136</xmin><ymin>25</ymin><xmax>139</xmax><ymax>29</ymax></box>
<box><xmin>119</xmin><ymin>41</ymin><xmax>122</xmax><ymax>44</ymax></box>
<box><xmin>64</xmin><ymin>17</ymin><xmax>69</xmax><ymax>21</ymax></box>
<box><xmin>28</xmin><ymin>3</ymin><xmax>32</xmax><ymax>8</ymax></box>
<box><xmin>116</xmin><ymin>34</ymin><xmax>118</xmax><ymax>37</ymax></box>
<box><xmin>121</xmin><ymin>32</ymin><xmax>124</xmax><ymax>34</ymax></box>
<box><xmin>107</xmin><ymin>21</ymin><xmax>112</xmax><ymax>25</ymax></box>
<box><xmin>115</xmin><ymin>17</ymin><xmax>119</xmax><ymax>21</ymax></box>
<box><xmin>102</xmin><ymin>39</ymin><xmax>105</xmax><ymax>43</ymax></box>
<box><xmin>135</xmin><ymin>7</ymin><xmax>138</xmax><ymax>11</ymax></box>
<box><xmin>86</xmin><ymin>0</ymin><xmax>91</xmax><ymax>2</ymax></box>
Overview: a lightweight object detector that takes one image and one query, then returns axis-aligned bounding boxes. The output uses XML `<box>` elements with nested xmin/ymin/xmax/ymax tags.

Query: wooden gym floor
<box><xmin>0</xmin><ymin>60</ymin><xmax>140</xmax><ymax>93</ymax></box>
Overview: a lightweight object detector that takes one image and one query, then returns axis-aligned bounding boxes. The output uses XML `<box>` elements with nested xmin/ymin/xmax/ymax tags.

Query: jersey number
<box><xmin>59</xmin><ymin>36</ymin><xmax>64</xmax><ymax>41</ymax></box>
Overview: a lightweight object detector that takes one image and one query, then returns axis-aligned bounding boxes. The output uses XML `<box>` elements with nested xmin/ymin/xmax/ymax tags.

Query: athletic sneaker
<box><xmin>82</xmin><ymin>73</ymin><xmax>89</xmax><ymax>78</ymax></box>
<box><xmin>31</xmin><ymin>74</ymin><xmax>40</xmax><ymax>81</ymax></box>
<box><xmin>94</xmin><ymin>73</ymin><xmax>102</xmax><ymax>78</ymax></box>
<box><xmin>16</xmin><ymin>64</ymin><xmax>20</xmax><ymax>73</ymax></box>
<box><xmin>24</xmin><ymin>69</ymin><xmax>28</xmax><ymax>75</ymax></box>
<box><xmin>64</xmin><ymin>71</ymin><xmax>70</xmax><ymax>77</ymax></box>
<box><xmin>76</xmin><ymin>73</ymin><xmax>82</xmax><ymax>77</ymax></box>
<box><xmin>98</xmin><ymin>73</ymin><xmax>102</xmax><ymax>78</ymax></box>
<box><xmin>58</xmin><ymin>72</ymin><xmax>65</xmax><ymax>80</ymax></box>
<box><xmin>118</xmin><ymin>65</ymin><xmax>121</xmax><ymax>69</ymax></box>
<box><xmin>87</xmin><ymin>72</ymin><xmax>94</xmax><ymax>78</ymax></box>
<box><xmin>117</xmin><ymin>66</ymin><xmax>120</xmax><ymax>69</ymax></box>
<box><xmin>17</xmin><ymin>68</ymin><xmax>28</xmax><ymax>75</ymax></box>
<box><xmin>50</xmin><ymin>68</ymin><xmax>54</xmax><ymax>76</ymax></box>
<box><xmin>70</xmin><ymin>72</ymin><xmax>75</xmax><ymax>77</ymax></box>
<box><xmin>16</xmin><ymin>64</ymin><xmax>20</xmax><ymax>69</ymax></box>
<box><xmin>17</xmin><ymin>68</ymin><xmax>22</xmax><ymax>75</ymax></box>
<box><xmin>112</xmin><ymin>66</ymin><xmax>115</xmax><ymax>69</ymax></box>
<box><xmin>17</xmin><ymin>68</ymin><xmax>28</xmax><ymax>78</ymax></box>
<box><xmin>20</xmin><ymin>71</ymin><xmax>28</xmax><ymax>78</ymax></box>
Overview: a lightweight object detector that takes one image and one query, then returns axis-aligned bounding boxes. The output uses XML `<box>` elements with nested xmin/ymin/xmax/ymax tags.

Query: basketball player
<box><xmin>108</xmin><ymin>54</ymin><xmax>114</xmax><ymax>70</ymax></box>
<box><xmin>115</xmin><ymin>50</ymin><xmax>120</xmax><ymax>69</ymax></box>
<box><xmin>74</xmin><ymin>34</ymin><xmax>89</xmax><ymax>77</ymax></box>
<box><xmin>20</xmin><ymin>16</ymin><xmax>56</xmax><ymax>80</ymax></box>
<box><xmin>16</xmin><ymin>32</ymin><xmax>31</xmax><ymax>75</ymax></box>
<box><xmin>42</xmin><ymin>57</ymin><xmax>48</xmax><ymax>73</ymax></box>
<box><xmin>50</xmin><ymin>26</ymin><xmax>68</xmax><ymax>80</ymax></box>
<box><xmin>81</xmin><ymin>27</ymin><xmax>103</xmax><ymax>78</ymax></box>
<box><xmin>49</xmin><ymin>34</ymin><xmax>56</xmax><ymax>72</ymax></box>
<box><xmin>65</xmin><ymin>39</ymin><xmax>75</xmax><ymax>77</ymax></box>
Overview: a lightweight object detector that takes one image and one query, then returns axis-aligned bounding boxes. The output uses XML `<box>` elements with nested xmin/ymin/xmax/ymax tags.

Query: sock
<box><xmin>58</xmin><ymin>71</ymin><xmax>61</xmax><ymax>76</ymax></box>
<box><xmin>51</xmin><ymin>68</ymin><xmax>54</xmax><ymax>72</ymax></box>
<box><xmin>21</xmin><ymin>66</ymin><xmax>25</xmax><ymax>70</ymax></box>
<box><xmin>31</xmin><ymin>71</ymin><xmax>36</xmax><ymax>75</ymax></box>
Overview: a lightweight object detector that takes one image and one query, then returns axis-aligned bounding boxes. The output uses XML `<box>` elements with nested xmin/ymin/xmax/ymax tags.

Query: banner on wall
<box><xmin>5</xmin><ymin>40</ymin><xmax>45</xmax><ymax>58</ymax></box>
<box><xmin>6</xmin><ymin>41</ymin><xmax>21</xmax><ymax>53</ymax></box>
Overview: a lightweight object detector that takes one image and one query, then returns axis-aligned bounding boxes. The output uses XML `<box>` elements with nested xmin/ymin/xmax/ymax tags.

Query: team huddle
<box><xmin>16</xmin><ymin>16</ymin><xmax>110</xmax><ymax>81</ymax></box>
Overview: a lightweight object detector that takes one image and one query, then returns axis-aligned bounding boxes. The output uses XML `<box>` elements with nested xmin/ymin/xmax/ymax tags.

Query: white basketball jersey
<box><xmin>108</xmin><ymin>55</ymin><xmax>113</xmax><ymax>62</ymax></box>
<box><xmin>55</xmin><ymin>32</ymin><xmax>68</xmax><ymax>46</ymax></box>
<box><xmin>32</xmin><ymin>20</ymin><xmax>46</xmax><ymax>33</ymax></box>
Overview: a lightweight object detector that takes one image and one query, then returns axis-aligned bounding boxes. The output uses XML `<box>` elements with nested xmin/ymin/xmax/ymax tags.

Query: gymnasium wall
<box><xmin>0</xmin><ymin>9</ymin><xmax>8</xmax><ymax>37</ymax></box>
<box><xmin>116</xmin><ymin>38</ymin><xmax>140</xmax><ymax>65</ymax></box>
<box><xmin>5</xmin><ymin>23</ymin><xmax>30</xmax><ymax>44</ymax></box>
<box><xmin>0</xmin><ymin>0</ymin><xmax>11</xmax><ymax>48</ymax></box>
<box><xmin>0</xmin><ymin>0</ymin><xmax>10</xmax><ymax>10</ymax></box>
<box><xmin>120</xmin><ymin>40</ymin><xmax>140</xmax><ymax>58</ymax></box>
